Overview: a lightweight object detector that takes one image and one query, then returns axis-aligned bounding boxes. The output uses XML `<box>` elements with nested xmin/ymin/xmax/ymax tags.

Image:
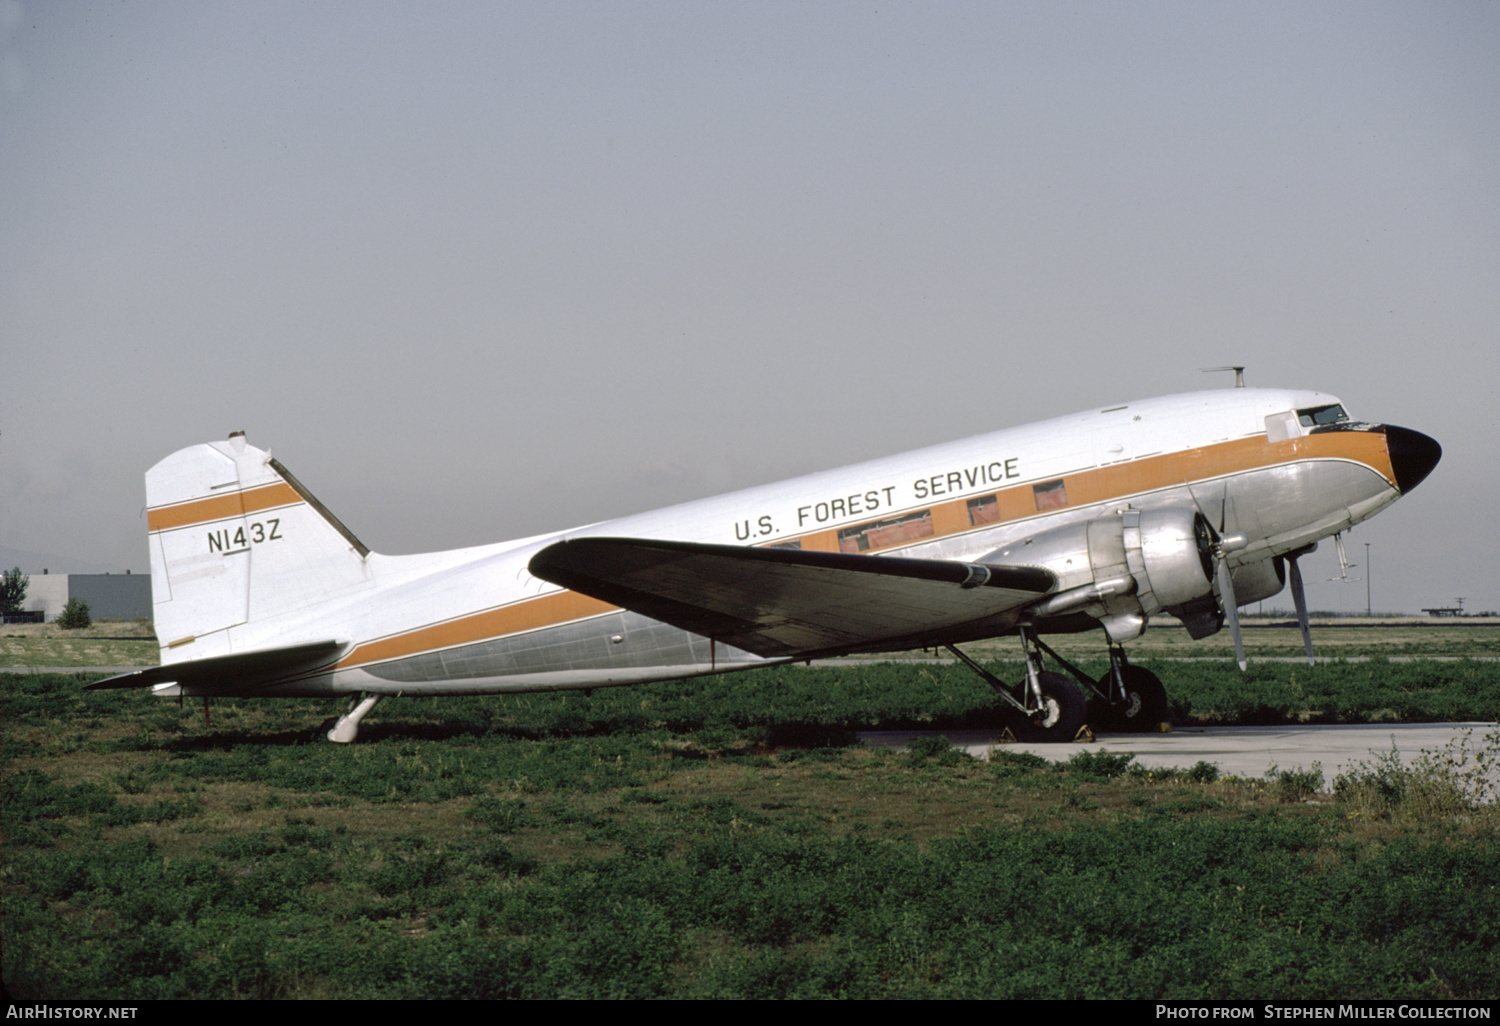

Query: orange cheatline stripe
<box><xmin>336</xmin><ymin>590</ymin><xmax>619</xmax><ymax>670</ymax></box>
<box><xmin>797</xmin><ymin>430</ymin><xmax>1393</xmax><ymax>552</ymax></box>
<box><xmin>335</xmin><ymin>430</ymin><xmax>1396</xmax><ymax>670</ymax></box>
<box><xmin>1078</xmin><ymin>430</ymin><xmax>1393</xmax><ymax>510</ymax></box>
<box><xmin>147</xmin><ymin>482</ymin><xmax>302</xmax><ymax>532</ymax></box>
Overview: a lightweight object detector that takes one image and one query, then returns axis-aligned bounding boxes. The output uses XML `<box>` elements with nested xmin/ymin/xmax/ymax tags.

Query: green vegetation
<box><xmin>5</xmin><ymin>619</ymin><xmax>1495</xmax><ymax>670</ymax></box>
<box><xmin>1335</xmin><ymin>726</ymin><xmax>1500</xmax><ymax>822</ymax></box>
<box><xmin>3</xmin><ymin>662</ymin><xmax>1497</xmax><ymax>999</ymax></box>
<box><xmin>1</xmin><ymin>619</ymin><xmax>157</xmax><ymax>668</ymax></box>
<box><xmin>1138</xmin><ymin>658</ymin><xmax>1500</xmax><ymax>725</ymax></box>
<box><xmin>1</xmin><ymin>566</ymin><xmax>27</xmax><ymax>616</ymax></box>
<box><xmin>54</xmin><ymin>598</ymin><xmax>93</xmax><ymax>630</ymax></box>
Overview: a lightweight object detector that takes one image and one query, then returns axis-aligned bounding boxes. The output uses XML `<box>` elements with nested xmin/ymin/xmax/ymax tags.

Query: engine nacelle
<box><xmin>1166</xmin><ymin>556</ymin><xmax>1286</xmax><ymax>640</ymax></box>
<box><xmin>1229</xmin><ymin>557</ymin><xmax>1286</xmax><ymax>607</ymax></box>
<box><xmin>979</xmin><ymin>507</ymin><xmax>1216</xmax><ymax>641</ymax></box>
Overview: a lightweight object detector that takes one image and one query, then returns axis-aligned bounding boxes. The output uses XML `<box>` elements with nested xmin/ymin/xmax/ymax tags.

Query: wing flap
<box><xmin>85</xmin><ymin>639</ymin><xmax>347</xmax><ymax>693</ymax></box>
<box><xmin>528</xmin><ymin>537</ymin><xmax>1055</xmax><ymax>658</ymax></box>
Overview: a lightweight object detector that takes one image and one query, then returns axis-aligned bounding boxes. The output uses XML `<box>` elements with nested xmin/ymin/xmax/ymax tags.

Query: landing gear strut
<box><xmin>945</xmin><ymin>625</ymin><xmax>1088</xmax><ymax>742</ymax></box>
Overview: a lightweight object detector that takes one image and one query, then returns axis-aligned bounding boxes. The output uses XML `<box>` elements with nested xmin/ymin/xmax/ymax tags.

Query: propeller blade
<box><xmin>1189</xmin><ymin>478</ymin><xmax>1247</xmax><ymax>669</ymax></box>
<box><xmin>1288</xmin><ymin>555</ymin><xmax>1314</xmax><ymax>666</ymax></box>
<box><xmin>1216</xmin><ymin>556</ymin><xmax>1246</xmax><ymax>671</ymax></box>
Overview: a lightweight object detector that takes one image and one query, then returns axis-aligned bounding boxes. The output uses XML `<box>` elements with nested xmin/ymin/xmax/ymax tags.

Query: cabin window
<box><xmin>838</xmin><ymin>509</ymin><xmax>934</xmax><ymax>553</ymax></box>
<box><xmin>1297</xmin><ymin>403</ymin><xmax>1349</xmax><ymax>427</ymax></box>
<box><xmin>1033</xmin><ymin>479</ymin><xmax>1068</xmax><ymax>511</ymax></box>
<box><xmin>967</xmin><ymin>494</ymin><xmax>1000</xmax><ymax>526</ymax></box>
<box><xmin>767</xmin><ymin>539</ymin><xmax>802</xmax><ymax>550</ymax></box>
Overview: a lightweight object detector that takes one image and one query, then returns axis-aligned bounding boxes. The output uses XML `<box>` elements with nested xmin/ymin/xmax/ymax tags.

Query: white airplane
<box><xmin>91</xmin><ymin>384</ymin><xmax>1441</xmax><ymax>743</ymax></box>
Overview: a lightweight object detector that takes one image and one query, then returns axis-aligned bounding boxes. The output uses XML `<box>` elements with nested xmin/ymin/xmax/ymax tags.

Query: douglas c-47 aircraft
<box><xmin>91</xmin><ymin>385</ymin><xmax>1441</xmax><ymax>743</ymax></box>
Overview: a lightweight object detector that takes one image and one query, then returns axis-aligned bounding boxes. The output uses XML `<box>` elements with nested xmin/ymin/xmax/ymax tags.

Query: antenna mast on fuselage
<box><xmin>1200</xmin><ymin>365</ymin><xmax>1246</xmax><ymax>388</ymax></box>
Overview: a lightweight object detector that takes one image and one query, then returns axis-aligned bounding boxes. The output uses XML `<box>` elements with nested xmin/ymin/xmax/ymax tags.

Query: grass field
<box><xmin>3</xmin><ymin>652</ymin><xmax>1498</xmax><ymax>999</ymax></box>
<box><xmin>6</xmin><ymin>618</ymin><xmax>1495</xmax><ymax>669</ymax></box>
<box><xmin>1</xmin><ymin>620</ymin><xmax>157</xmax><ymax>669</ymax></box>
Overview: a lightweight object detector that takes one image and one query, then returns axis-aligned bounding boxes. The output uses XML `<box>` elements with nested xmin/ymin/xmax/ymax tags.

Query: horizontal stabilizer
<box><xmin>85</xmin><ymin>639</ymin><xmax>347</xmax><ymax>693</ymax></box>
<box><xmin>528</xmin><ymin>537</ymin><xmax>1055</xmax><ymax>658</ymax></box>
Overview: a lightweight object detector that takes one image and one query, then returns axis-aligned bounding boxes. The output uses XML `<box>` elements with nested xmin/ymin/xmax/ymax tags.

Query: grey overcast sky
<box><xmin>2</xmin><ymin>1</ymin><xmax>1496</xmax><ymax>614</ymax></box>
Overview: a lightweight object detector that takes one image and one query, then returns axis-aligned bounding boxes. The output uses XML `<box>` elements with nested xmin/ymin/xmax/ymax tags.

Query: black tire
<box><xmin>1093</xmin><ymin>665</ymin><xmax>1168</xmax><ymax>732</ymax></box>
<box><xmin>1012</xmin><ymin>670</ymin><xmax>1087</xmax><ymax>743</ymax></box>
<box><xmin>1084</xmin><ymin>695</ymin><xmax>1117</xmax><ymax>732</ymax></box>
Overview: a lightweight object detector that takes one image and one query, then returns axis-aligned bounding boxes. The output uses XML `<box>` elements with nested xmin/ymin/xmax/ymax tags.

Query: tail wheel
<box><xmin>1013</xmin><ymin>670</ymin><xmax>1087</xmax><ymax>742</ymax></box>
<box><xmin>1093</xmin><ymin>666</ymin><xmax>1168</xmax><ymax>732</ymax></box>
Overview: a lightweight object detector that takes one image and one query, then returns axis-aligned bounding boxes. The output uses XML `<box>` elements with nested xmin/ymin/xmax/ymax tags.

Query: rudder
<box><xmin>146</xmin><ymin>433</ymin><xmax>373</xmax><ymax>659</ymax></box>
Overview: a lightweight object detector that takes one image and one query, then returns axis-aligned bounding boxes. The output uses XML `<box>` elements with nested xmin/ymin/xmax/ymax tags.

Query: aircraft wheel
<box><xmin>1013</xmin><ymin>671</ymin><xmax>1087</xmax><ymax>743</ymax></box>
<box><xmin>1095</xmin><ymin>666</ymin><xmax>1168</xmax><ymax>732</ymax></box>
<box><xmin>1085</xmin><ymin>695</ymin><xmax>1116</xmax><ymax>732</ymax></box>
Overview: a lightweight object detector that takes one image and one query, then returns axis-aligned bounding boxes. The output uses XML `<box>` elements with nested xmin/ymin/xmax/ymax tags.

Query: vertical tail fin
<box><xmin>146</xmin><ymin>433</ymin><xmax>373</xmax><ymax>659</ymax></box>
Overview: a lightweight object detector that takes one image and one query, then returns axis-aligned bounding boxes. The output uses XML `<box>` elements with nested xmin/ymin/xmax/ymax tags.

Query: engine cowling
<box><xmin>1165</xmin><ymin>556</ymin><xmax>1287</xmax><ymax>640</ymax></box>
<box><xmin>1229</xmin><ymin>557</ymin><xmax>1286</xmax><ymax>607</ymax></box>
<box><xmin>979</xmin><ymin>507</ymin><xmax>1217</xmax><ymax>641</ymax></box>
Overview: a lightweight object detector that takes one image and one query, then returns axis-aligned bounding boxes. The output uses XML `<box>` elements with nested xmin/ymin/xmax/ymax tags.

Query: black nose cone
<box><xmin>1386</xmin><ymin>425</ymin><xmax>1441</xmax><ymax>494</ymax></box>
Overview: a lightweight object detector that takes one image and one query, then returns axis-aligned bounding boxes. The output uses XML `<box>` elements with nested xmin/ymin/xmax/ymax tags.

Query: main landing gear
<box><xmin>947</xmin><ymin>627</ymin><xmax>1171</xmax><ymax>741</ymax></box>
<box><xmin>1041</xmin><ymin>633</ymin><xmax>1170</xmax><ymax>732</ymax></box>
<box><xmin>1087</xmin><ymin>645</ymin><xmax>1168</xmax><ymax>732</ymax></box>
<box><xmin>945</xmin><ymin>626</ymin><xmax>1088</xmax><ymax>742</ymax></box>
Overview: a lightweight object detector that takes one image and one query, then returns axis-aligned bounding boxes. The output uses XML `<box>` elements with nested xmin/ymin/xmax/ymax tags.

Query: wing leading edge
<box><xmin>527</xmin><ymin>537</ymin><xmax>1056</xmax><ymax>658</ymax></box>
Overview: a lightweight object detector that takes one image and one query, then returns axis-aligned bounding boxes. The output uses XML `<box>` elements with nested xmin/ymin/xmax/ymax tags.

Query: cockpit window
<box><xmin>1297</xmin><ymin>404</ymin><xmax>1349</xmax><ymax>427</ymax></box>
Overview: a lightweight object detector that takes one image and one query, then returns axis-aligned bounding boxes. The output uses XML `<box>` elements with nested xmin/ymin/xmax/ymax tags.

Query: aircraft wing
<box><xmin>85</xmin><ymin>639</ymin><xmax>347</xmax><ymax>693</ymax></box>
<box><xmin>528</xmin><ymin>537</ymin><xmax>1056</xmax><ymax>658</ymax></box>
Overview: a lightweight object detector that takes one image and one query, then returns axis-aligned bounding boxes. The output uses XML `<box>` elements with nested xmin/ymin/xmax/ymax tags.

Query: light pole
<box><xmin>1365</xmin><ymin>543</ymin><xmax>1371</xmax><ymax>616</ymax></box>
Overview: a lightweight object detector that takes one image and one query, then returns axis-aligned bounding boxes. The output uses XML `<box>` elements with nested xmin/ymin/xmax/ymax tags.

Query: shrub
<box><xmin>55</xmin><ymin>598</ymin><xmax>91</xmax><ymax>629</ymax></box>
<box><xmin>988</xmin><ymin>749</ymin><xmax>1051</xmax><ymax>779</ymax></box>
<box><xmin>904</xmin><ymin>734</ymin><xmax>971</xmax><ymax>767</ymax></box>
<box><xmin>1065</xmin><ymin>749</ymin><xmax>1135</xmax><ymax>780</ymax></box>
<box><xmin>1266</xmin><ymin>763</ymin><xmax>1323</xmax><ymax>802</ymax></box>
<box><xmin>1409</xmin><ymin>724</ymin><xmax>1500</xmax><ymax>809</ymax></box>
<box><xmin>1334</xmin><ymin>727</ymin><xmax>1500</xmax><ymax>821</ymax></box>
<box><xmin>1185</xmin><ymin>760</ymin><xmax>1220</xmax><ymax>783</ymax></box>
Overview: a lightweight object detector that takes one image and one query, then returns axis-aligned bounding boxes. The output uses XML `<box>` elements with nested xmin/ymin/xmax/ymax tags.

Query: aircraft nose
<box><xmin>1385</xmin><ymin>425</ymin><xmax>1442</xmax><ymax>494</ymax></box>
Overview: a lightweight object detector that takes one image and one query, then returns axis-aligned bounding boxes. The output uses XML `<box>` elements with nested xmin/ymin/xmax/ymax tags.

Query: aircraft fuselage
<box><xmin>128</xmin><ymin>387</ymin><xmax>1436</xmax><ymax>702</ymax></box>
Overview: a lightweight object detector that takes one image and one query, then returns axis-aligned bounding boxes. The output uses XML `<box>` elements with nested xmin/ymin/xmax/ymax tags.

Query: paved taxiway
<box><xmin>859</xmin><ymin>722</ymin><xmax>1499</xmax><ymax>789</ymax></box>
